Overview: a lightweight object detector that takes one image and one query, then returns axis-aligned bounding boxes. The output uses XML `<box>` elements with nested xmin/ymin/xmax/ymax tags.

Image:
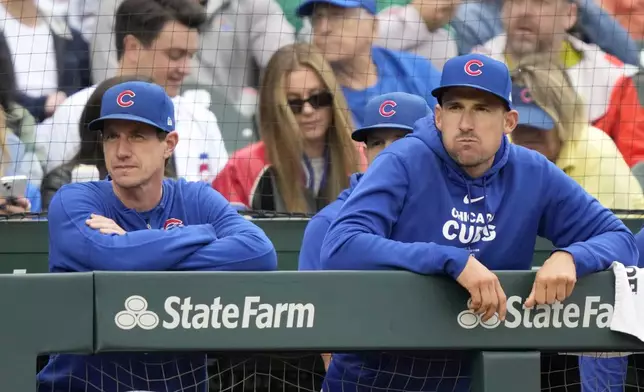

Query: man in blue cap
<box><xmin>299</xmin><ymin>92</ymin><xmax>430</xmax><ymax>272</ymax></box>
<box><xmin>319</xmin><ymin>53</ymin><xmax>637</xmax><ymax>391</ymax></box>
<box><xmin>295</xmin><ymin>0</ymin><xmax>441</xmax><ymax>128</ymax></box>
<box><xmin>39</xmin><ymin>81</ymin><xmax>277</xmax><ymax>392</ymax></box>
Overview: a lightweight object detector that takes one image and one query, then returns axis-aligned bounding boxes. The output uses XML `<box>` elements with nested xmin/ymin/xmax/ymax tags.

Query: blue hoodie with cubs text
<box><xmin>320</xmin><ymin>116</ymin><xmax>638</xmax><ymax>391</ymax></box>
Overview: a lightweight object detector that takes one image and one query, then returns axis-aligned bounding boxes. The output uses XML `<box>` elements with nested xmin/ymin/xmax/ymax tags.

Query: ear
<box><xmin>434</xmin><ymin>104</ymin><xmax>443</xmax><ymax>132</ymax></box>
<box><xmin>163</xmin><ymin>131</ymin><xmax>179</xmax><ymax>159</ymax></box>
<box><xmin>504</xmin><ymin>109</ymin><xmax>519</xmax><ymax>135</ymax></box>
<box><xmin>122</xmin><ymin>34</ymin><xmax>143</xmax><ymax>65</ymax></box>
<box><xmin>563</xmin><ymin>1</ymin><xmax>578</xmax><ymax>31</ymax></box>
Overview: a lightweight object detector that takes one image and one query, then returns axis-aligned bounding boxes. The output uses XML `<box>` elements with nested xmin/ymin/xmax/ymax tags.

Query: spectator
<box><xmin>0</xmin><ymin>30</ymin><xmax>43</xmax><ymax>187</ymax></box>
<box><xmin>509</xmin><ymin>55</ymin><xmax>644</xmax><ymax>211</ymax></box>
<box><xmin>39</xmin><ymin>74</ymin><xmax>180</xmax><ymax>210</ymax></box>
<box><xmin>85</xmin><ymin>0</ymin><xmax>296</xmax><ymax>113</ymax></box>
<box><xmin>213</xmin><ymin>43</ymin><xmax>364</xmax><ymax>213</ymax></box>
<box><xmin>474</xmin><ymin>0</ymin><xmax>644</xmax><ymax>168</ymax></box>
<box><xmin>0</xmin><ymin>0</ymin><xmax>91</xmax><ymax>123</ymax></box>
<box><xmin>453</xmin><ymin>0</ymin><xmax>641</xmax><ymax>66</ymax></box>
<box><xmin>0</xmin><ymin>107</ymin><xmax>41</xmax><ymax>214</ymax></box>
<box><xmin>299</xmin><ymin>0</ymin><xmax>460</xmax><ymax>70</ymax></box>
<box><xmin>35</xmin><ymin>0</ymin><xmax>229</xmax><ymax>183</ymax></box>
<box><xmin>295</xmin><ymin>0</ymin><xmax>441</xmax><ymax>127</ymax></box>
<box><xmin>299</xmin><ymin>91</ymin><xmax>429</xmax><ymax>271</ymax></box>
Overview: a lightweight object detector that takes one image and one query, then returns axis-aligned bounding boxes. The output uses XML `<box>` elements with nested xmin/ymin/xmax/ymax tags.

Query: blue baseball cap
<box><xmin>352</xmin><ymin>92</ymin><xmax>430</xmax><ymax>142</ymax></box>
<box><xmin>512</xmin><ymin>85</ymin><xmax>555</xmax><ymax>130</ymax></box>
<box><xmin>88</xmin><ymin>81</ymin><xmax>175</xmax><ymax>133</ymax></box>
<box><xmin>296</xmin><ymin>0</ymin><xmax>377</xmax><ymax>17</ymax></box>
<box><xmin>431</xmin><ymin>53</ymin><xmax>513</xmax><ymax>109</ymax></box>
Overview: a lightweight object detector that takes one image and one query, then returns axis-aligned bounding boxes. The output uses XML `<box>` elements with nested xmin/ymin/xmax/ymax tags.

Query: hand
<box><xmin>0</xmin><ymin>197</ymin><xmax>30</xmax><ymax>216</ymax></box>
<box><xmin>525</xmin><ymin>251</ymin><xmax>576</xmax><ymax>308</ymax></box>
<box><xmin>456</xmin><ymin>255</ymin><xmax>507</xmax><ymax>322</ymax></box>
<box><xmin>86</xmin><ymin>214</ymin><xmax>126</xmax><ymax>235</ymax></box>
<box><xmin>321</xmin><ymin>353</ymin><xmax>332</xmax><ymax>372</ymax></box>
<box><xmin>44</xmin><ymin>91</ymin><xmax>67</xmax><ymax>116</ymax></box>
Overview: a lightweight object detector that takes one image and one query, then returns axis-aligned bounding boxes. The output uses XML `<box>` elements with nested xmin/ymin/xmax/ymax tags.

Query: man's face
<box><xmin>102</xmin><ymin>120</ymin><xmax>177</xmax><ymax>189</ymax></box>
<box><xmin>435</xmin><ymin>88</ymin><xmax>517</xmax><ymax>171</ymax></box>
<box><xmin>310</xmin><ymin>4</ymin><xmax>376</xmax><ymax>63</ymax></box>
<box><xmin>364</xmin><ymin>128</ymin><xmax>409</xmax><ymax>165</ymax></box>
<box><xmin>128</xmin><ymin>21</ymin><xmax>199</xmax><ymax>97</ymax></box>
<box><xmin>502</xmin><ymin>0</ymin><xmax>577</xmax><ymax>56</ymax></box>
<box><xmin>511</xmin><ymin>125</ymin><xmax>561</xmax><ymax>162</ymax></box>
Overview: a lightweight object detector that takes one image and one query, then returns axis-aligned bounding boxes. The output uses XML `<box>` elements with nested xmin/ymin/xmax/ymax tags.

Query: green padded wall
<box><xmin>0</xmin><ymin>218</ymin><xmax>641</xmax><ymax>273</ymax></box>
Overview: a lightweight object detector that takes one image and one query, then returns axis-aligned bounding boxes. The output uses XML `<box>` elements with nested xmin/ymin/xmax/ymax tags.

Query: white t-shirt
<box><xmin>0</xmin><ymin>4</ymin><xmax>58</xmax><ymax>97</ymax></box>
<box><xmin>35</xmin><ymin>86</ymin><xmax>229</xmax><ymax>182</ymax></box>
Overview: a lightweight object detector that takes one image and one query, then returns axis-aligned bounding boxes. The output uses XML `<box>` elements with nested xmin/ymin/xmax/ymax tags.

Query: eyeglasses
<box><xmin>287</xmin><ymin>91</ymin><xmax>333</xmax><ymax>114</ymax></box>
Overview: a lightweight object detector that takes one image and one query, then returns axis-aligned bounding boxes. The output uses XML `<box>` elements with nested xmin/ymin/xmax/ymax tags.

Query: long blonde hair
<box><xmin>258</xmin><ymin>43</ymin><xmax>361</xmax><ymax>213</ymax></box>
<box><xmin>0</xmin><ymin>108</ymin><xmax>9</xmax><ymax>177</ymax></box>
<box><xmin>510</xmin><ymin>55</ymin><xmax>588</xmax><ymax>143</ymax></box>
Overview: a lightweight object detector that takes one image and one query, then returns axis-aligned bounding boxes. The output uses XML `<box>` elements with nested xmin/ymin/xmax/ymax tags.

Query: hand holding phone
<box><xmin>0</xmin><ymin>175</ymin><xmax>30</xmax><ymax>215</ymax></box>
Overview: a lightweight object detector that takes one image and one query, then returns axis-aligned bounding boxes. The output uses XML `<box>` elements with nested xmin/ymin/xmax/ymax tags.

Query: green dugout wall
<box><xmin>0</xmin><ymin>218</ymin><xmax>642</xmax><ymax>273</ymax></box>
<box><xmin>1</xmin><ymin>270</ymin><xmax>642</xmax><ymax>391</ymax></box>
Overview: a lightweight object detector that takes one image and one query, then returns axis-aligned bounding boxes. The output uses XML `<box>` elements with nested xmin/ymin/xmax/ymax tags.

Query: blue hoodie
<box><xmin>299</xmin><ymin>173</ymin><xmax>362</xmax><ymax>271</ymax></box>
<box><xmin>37</xmin><ymin>178</ymin><xmax>277</xmax><ymax>392</ymax></box>
<box><xmin>320</xmin><ymin>116</ymin><xmax>638</xmax><ymax>391</ymax></box>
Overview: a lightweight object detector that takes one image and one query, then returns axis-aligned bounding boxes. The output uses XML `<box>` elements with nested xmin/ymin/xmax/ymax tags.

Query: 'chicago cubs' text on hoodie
<box><xmin>38</xmin><ymin>178</ymin><xmax>277</xmax><ymax>392</ymax></box>
<box><xmin>320</xmin><ymin>116</ymin><xmax>638</xmax><ymax>392</ymax></box>
<box><xmin>299</xmin><ymin>173</ymin><xmax>362</xmax><ymax>271</ymax></box>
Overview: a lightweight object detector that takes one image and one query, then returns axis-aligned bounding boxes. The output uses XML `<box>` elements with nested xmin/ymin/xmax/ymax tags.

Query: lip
<box><xmin>457</xmin><ymin>139</ymin><xmax>478</xmax><ymax>143</ymax></box>
<box><xmin>114</xmin><ymin>166</ymin><xmax>137</xmax><ymax>170</ymax></box>
<box><xmin>300</xmin><ymin>121</ymin><xmax>319</xmax><ymax>128</ymax></box>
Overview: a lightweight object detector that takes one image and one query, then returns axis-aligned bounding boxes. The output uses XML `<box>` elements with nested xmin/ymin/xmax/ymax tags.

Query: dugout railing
<box><xmin>2</xmin><ymin>217</ymin><xmax>643</xmax><ymax>273</ymax></box>
<box><xmin>2</xmin><ymin>270</ymin><xmax>644</xmax><ymax>392</ymax></box>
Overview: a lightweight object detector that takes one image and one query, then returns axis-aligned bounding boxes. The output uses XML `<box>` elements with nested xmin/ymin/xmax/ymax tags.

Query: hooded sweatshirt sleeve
<box><xmin>538</xmin><ymin>161</ymin><xmax>638</xmax><ymax>276</ymax></box>
<box><xmin>299</xmin><ymin>214</ymin><xmax>332</xmax><ymax>271</ymax></box>
<box><xmin>48</xmin><ymin>184</ymin><xmax>218</xmax><ymax>272</ymax></box>
<box><xmin>175</xmin><ymin>184</ymin><xmax>277</xmax><ymax>271</ymax></box>
<box><xmin>321</xmin><ymin>152</ymin><xmax>470</xmax><ymax>277</ymax></box>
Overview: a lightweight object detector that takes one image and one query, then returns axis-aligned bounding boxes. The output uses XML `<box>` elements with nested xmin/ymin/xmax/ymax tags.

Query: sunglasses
<box><xmin>287</xmin><ymin>91</ymin><xmax>333</xmax><ymax>114</ymax></box>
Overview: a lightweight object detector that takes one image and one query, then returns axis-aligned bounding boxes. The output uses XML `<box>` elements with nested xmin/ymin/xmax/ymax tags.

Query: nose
<box><xmin>174</xmin><ymin>57</ymin><xmax>192</xmax><ymax>78</ymax></box>
<box><xmin>313</xmin><ymin>15</ymin><xmax>332</xmax><ymax>36</ymax></box>
<box><xmin>300</xmin><ymin>101</ymin><xmax>316</xmax><ymax>116</ymax></box>
<box><xmin>114</xmin><ymin>137</ymin><xmax>133</xmax><ymax>159</ymax></box>
<box><xmin>458</xmin><ymin>110</ymin><xmax>475</xmax><ymax>132</ymax></box>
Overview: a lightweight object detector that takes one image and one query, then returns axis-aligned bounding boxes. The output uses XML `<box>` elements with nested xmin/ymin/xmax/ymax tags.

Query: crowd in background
<box><xmin>0</xmin><ymin>0</ymin><xmax>643</xmax><ymax>219</ymax></box>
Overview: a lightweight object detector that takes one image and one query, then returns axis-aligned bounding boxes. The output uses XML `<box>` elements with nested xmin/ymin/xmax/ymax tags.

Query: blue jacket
<box><xmin>37</xmin><ymin>178</ymin><xmax>277</xmax><ymax>392</ymax></box>
<box><xmin>298</xmin><ymin>173</ymin><xmax>362</xmax><ymax>271</ymax></box>
<box><xmin>320</xmin><ymin>116</ymin><xmax>638</xmax><ymax>391</ymax></box>
<box><xmin>342</xmin><ymin>47</ymin><xmax>441</xmax><ymax>128</ymax></box>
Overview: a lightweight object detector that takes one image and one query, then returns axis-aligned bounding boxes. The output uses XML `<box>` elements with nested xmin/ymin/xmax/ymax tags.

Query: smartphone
<box><xmin>0</xmin><ymin>175</ymin><xmax>28</xmax><ymax>201</ymax></box>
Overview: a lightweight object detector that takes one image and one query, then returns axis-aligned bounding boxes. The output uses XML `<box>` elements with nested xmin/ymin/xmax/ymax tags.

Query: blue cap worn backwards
<box><xmin>296</xmin><ymin>0</ymin><xmax>377</xmax><ymax>17</ymax></box>
<box><xmin>431</xmin><ymin>53</ymin><xmax>513</xmax><ymax>109</ymax></box>
<box><xmin>88</xmin><ymin>81</ymin><xmax>175</xmax><ymax>133</ymax></box>
<box><xmin>512</xmin><ymin>85</ymin><xmax>555</xmax><ymax>131</ymax></box>
<box><xmin>352</xmin><ymin>92</ymin><xmax>430</xmax><ymax>142</ymax></box>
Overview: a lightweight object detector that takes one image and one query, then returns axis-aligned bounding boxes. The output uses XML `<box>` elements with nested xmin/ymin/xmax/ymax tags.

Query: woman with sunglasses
<box><xmin>212</xmin><ymin>43</ymin><xmax>365</xmax><ymax>213</ymax></box>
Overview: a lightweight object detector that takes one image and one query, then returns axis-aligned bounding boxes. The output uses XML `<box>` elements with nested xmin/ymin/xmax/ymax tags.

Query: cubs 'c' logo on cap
<box><xmin>163</xmin><ymin>218</ymin><xmax>184</xmax><ymax>230</ymax></box>
<box><xmin>116</xmin><ymin>90</ymin><xmax>136</xmax><ymax>108</ymax></box>
<box><xmin>464</xmin><ymin>59</ymin><xmax>484</xmax><ymax>76</ymax></box>
<box><xmin>519</xmin><ymin>88</ymin><xmax>533</xmax><ymax>104</ymax></box>
<box><xmin>379</xmin><ymin>100</ymin><xmax>397</xmax><ymax>117</ymax></box>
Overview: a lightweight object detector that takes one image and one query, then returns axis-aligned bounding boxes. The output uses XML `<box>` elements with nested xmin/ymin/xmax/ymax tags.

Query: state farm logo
<box><xmin>457</xmin><ymin>296</ymin><xmax>613</xmax><ymax>330</ymax></box>
<box><xmin>457</xmin><ymin>298</ymin><xmax>502</xmax><ymax>329</ymax></box>
<box><xmin>115</xmin><ymin>295</ymin><xmax>160</xmax><ymax>330</ymax></box>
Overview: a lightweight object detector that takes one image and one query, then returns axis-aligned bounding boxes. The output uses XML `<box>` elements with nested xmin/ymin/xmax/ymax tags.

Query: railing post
<box><xmin>472</xmin><ymin>351</ymin><xmax>541</xmax><ymax>392</ymax></box>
